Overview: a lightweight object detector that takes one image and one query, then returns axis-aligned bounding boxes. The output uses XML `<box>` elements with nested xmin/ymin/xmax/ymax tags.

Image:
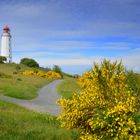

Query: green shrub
<box><xmin>53</xmin><ymin>65</ymin><xmax>62</xmax><ymax>73</ymax></box>
<box><xmin>53</xmin><ymin>65</ymin><xmax>63</xmax><ymax>78</ymax></box>
<box><xmin>0</xmin><ymin>56</ymin><xmax>7</xmax><ymax>63</ymax></box>
<box><xmin>20</xmin><ymin>58</ymin><xmax>39</xmax><ymax>68</ymax></box>
<box><xmin>17</xmin><ymin>78</ymin><xmax>22</xmax><ymax>81</ymax></box>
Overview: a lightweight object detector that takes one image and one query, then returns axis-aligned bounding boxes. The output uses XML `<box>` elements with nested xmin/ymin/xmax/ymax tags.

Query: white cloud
<box><xmin>36</xmin><ymin>58</ymin><xmax>96</xmax><ymax>66</ymax></box>
<box><xmin>12</xmin><ymin>41</ymin><xmax>134</xmax><ymax>52</ymax></box>
<box><xmin>13</xmin><ymin>51</ymin><xmax>83</xmax><ymax>58</ymax></box>
<box><xmin>12</xmin><ymin>42</ymin><xmax>140</xmax><ymax>73</ymax></box>
<box><xmin>121</xmin><ymin>48</ymin><xmax>140</xmax><ymax>69</ymax></box>
<box><xmin>20</xmin><ymin>49</ymin><xmax>139</xmax><ymax>73</ymax></box>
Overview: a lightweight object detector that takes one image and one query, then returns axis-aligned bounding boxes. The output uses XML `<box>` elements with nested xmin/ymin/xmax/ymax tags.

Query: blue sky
<box><xmin>0</xmin><ymin>0</ymin><xmax>140</xmax><ymax>74</ymax></box>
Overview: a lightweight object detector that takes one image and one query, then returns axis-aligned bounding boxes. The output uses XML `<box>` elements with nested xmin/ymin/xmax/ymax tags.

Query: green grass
<box><xmin>58</xmin><ymin>73</ymin><xmax>140</xmax><ymax>99</ymax></box>
<box><xmin>57</xmin><ymin>78</ymin><xmax>81</xmax><ymax>99</ymax></box>
<box><xmin>0</xmin><ymin>63</ymin><xmax>80</xmax><ymax>139</ymax></box>
<box><xmin>137</xmin><ymin>74</ymin><xmax>140</xmax><ymax>96</ymax></box>
<box><xmin>0</xmin><ymin>100</ymin><xmax>79</xmax><ymax>140</ymax></box>
<box><xmin>0</xmin><ymin>63</ymin><xmax>53</xmax><ymax>99</ymax></box>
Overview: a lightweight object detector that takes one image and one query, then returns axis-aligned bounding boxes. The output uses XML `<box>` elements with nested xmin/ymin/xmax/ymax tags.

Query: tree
<box><xmin>53</xmin><ymin>65</ymin><xmax>62</xmax><ymax>73</ymax></box>
<box><xmin>0</xmin><ymin>56</ymin><xmax>7</xmax><ymax>63</ymax></box>
<box><xmin>20</xmin><ymin>58</ymin><xmax>39</xmax><ymax>68</ymax></box>
<box><xmin>57</xmin><ymin>60</ymin><xmax>140</xmax><ymax>139</ymax></box>
<box><xmin>53</xmin><ymin>65</ymin><xmax>63</xmax><ymax>78</ymax></box>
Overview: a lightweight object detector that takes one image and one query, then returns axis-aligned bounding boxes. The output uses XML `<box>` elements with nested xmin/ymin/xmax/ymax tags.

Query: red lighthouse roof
<box><xmin>3</xmin><ymin>26</ymin><xmax>10</xmax><ymax>31</ymax></box>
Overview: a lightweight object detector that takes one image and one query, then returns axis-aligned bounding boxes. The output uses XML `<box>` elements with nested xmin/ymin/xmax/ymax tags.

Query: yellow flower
<box><xmin>57</xmin><ymin>60</ymin><xmax>139</xmax><ymax>139</ymax></box>
<box><xmin>22</xmin><ymin>70</ymin><xmax>62</xmax><ymax>79</ymax></box>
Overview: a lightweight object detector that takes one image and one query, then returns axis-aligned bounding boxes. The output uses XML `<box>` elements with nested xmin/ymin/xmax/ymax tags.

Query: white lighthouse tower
<box><xmin>0</xmin><ymin>26</ymin><xmax>12</xmax><ymax>63</ymax></box>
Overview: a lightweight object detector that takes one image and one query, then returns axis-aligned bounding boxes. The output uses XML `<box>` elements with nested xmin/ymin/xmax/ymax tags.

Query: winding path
<box><xmin>0</xmin><ymin>80</ymin><xmax>63</xmax><ymax>116</ymax></box>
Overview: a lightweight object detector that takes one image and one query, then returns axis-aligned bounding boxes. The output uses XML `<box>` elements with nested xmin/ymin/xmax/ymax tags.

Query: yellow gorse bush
<box><xmin>45</xmin><ymin>71</ymin><xmax>62</xmax><ymax>79</ymax></box>
<box><xmin>22</xmin><ymin>70</ymin><xmax>62</xmax><ymax>79</ymax></box>
<box><xmin>57</xmin><ymin>60</ymin><xmax>140</xmax><ymax>140</ymax></box>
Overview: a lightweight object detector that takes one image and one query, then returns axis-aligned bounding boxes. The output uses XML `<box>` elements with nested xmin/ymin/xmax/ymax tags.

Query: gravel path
<box><xmin>0</xmin><ymin>80</ymin><xmax>63</xmax><ymax>116</ymax></box>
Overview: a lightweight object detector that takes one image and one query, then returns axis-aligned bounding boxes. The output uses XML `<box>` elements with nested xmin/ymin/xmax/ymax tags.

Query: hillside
<box><xmin>0</xmin><ymin>63</ymin><xmax>53</xmax><ymax>99</ymax></box>
<box><xmin>0</xmin><ymin>63</ymin><xmax>80</xmax><ymax>140</ymax></box>
<box><xmin>0</xmin><ymin>63</ymin><xmax>140</xmax><ymax>139</ymax></box>
<box><xmin>137</xmin><ymin>74</ymin><xmax>140</xmax><ymax>96</ymax></box>
<box><xmin>0</xmin><ymin>100</ymin><xmax>79</xmax><ymax>140</ymax></box>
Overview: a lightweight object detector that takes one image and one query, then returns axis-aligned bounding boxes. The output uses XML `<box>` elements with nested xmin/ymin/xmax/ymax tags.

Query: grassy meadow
<box><xmin>0</xmin><ymin>63</ymin><xmax>52</xmax><ymax>99</ymax></box>
<box><xmin>57</xmin><ymin>78</ymin><xmax>81</xmax><ymax>99</ymax></box>
<box><xmin>0</xmin><ymin>63</ymin><xmax>140</xmax><ymax>140</ymax></box>
<box><xmin>0</xmin><ymin>64</ymin><xmax>80</xmax><ymax>139</ymax></box>
<box><xmin>0</xmin><ymin>100</ymin><xmax>79</xmax><ymax>140</ymax></box>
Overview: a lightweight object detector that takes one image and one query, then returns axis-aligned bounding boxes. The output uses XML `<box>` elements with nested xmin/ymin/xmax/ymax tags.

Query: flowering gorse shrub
<box><xmin>45</xmin><ymin>71</ymin><xmax>62</xmax><ymax>79</ymax></box>
<box><xmin>22</xmin><ymin>70</ymin><xmax>62</xmax><ymax>79</ymax></box>
<box><xmin>57</xmin><ymin>60</ymin><xmax>140</xmax><ymax>140</ymax></box>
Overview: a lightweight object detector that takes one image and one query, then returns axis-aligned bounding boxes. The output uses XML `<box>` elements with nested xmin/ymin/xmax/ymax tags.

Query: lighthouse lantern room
<box><xmin>0</xmin><ymin>26</ymin><xmax>12</xmax><ymax>63</ymax></box>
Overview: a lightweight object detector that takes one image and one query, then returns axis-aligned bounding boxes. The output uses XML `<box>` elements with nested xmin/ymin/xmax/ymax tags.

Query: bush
<box><xmin>73</xmin><ymin>74</ymin><xmax>80</xmax><ymax>79</ymax></box>
<box><xmin>20</xmin><ymin>58</ymin><xmax>39</xmax><ymax>68</ymax></box>
<box><xmin>53</xmin><ymin>65</ymin><xmax>64</xmax><ymax>78</ymax></box>
<box><xmin>53</xmin><ymin>65</ymin><xmax>62</xmax><ymax>74</ymax></box>
<box><xmin>21</xmin><ymin>70</ymin><xmax>62</xmax><ymax>79</ymax></box>
<box><xmin>57</xmin><ymin>60</ymin><xmax>140</xmax><ymax>139</ymax></box>
<box><xmin>126</xmin><ymin>70</ymin><xmax>139</xmax><ymax>96</ymax></box>
<box><xmin>45</xmin><ymin>71</ymin><xmax>62</xmax><ymax>79</ymax></box>
<box><xmin>0</xmin><ymin>56</ymin><xmax>7</xmax><ymax>63</ymax></box>
<box><xmin>17</xmin><ymin>78</ymin><xmax>22</xmax><ymax>81</ymax></box>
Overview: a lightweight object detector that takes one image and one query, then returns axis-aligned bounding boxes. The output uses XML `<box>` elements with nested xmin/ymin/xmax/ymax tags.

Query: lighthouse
<box><xmin>0</xmin><ymin>26</ymin><xmax>12</xmax><ymax>63</ymax></box>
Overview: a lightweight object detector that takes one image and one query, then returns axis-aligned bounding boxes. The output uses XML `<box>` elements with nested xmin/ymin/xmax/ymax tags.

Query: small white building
<box><xmin>0</xmin><ymin>26</ymin><xmax>12</xmax><ymax>63</ymax></box>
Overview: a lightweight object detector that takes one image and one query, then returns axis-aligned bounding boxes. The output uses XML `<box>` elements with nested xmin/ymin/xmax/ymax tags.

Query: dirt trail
<box><xmin>0</xmin><ymin>80</ymin><xmax>63</xmax><ymax>116</ymax></box>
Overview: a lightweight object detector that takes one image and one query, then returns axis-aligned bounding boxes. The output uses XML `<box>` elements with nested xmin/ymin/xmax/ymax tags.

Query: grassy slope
<box><xmin>0</xmin><ymin>100</ymin><xmax>79</xmax><ymax>140</ymax></box>
<box><xmin>58</xmin><ymin>73</ymin><xmax>140</xmax><ymax>100</ymax></box>
<box><xmin>0</xmin><ymin>63</ymin><xmax>52</xmax><ymax>99</ymax></box>
<box><xmin>0</xmin><ymin>64</ymin><xmax>80</xmax><ymax>139</ymax></box>
<box><xmin>57</xmin><ymin>78</ymin><xmax>81</xmax><ymax>99</ymax></box>
<box><xmin>137</xmin><ymin>74</ymin><xmax>140</xmax><ymax>96</ymax></box>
